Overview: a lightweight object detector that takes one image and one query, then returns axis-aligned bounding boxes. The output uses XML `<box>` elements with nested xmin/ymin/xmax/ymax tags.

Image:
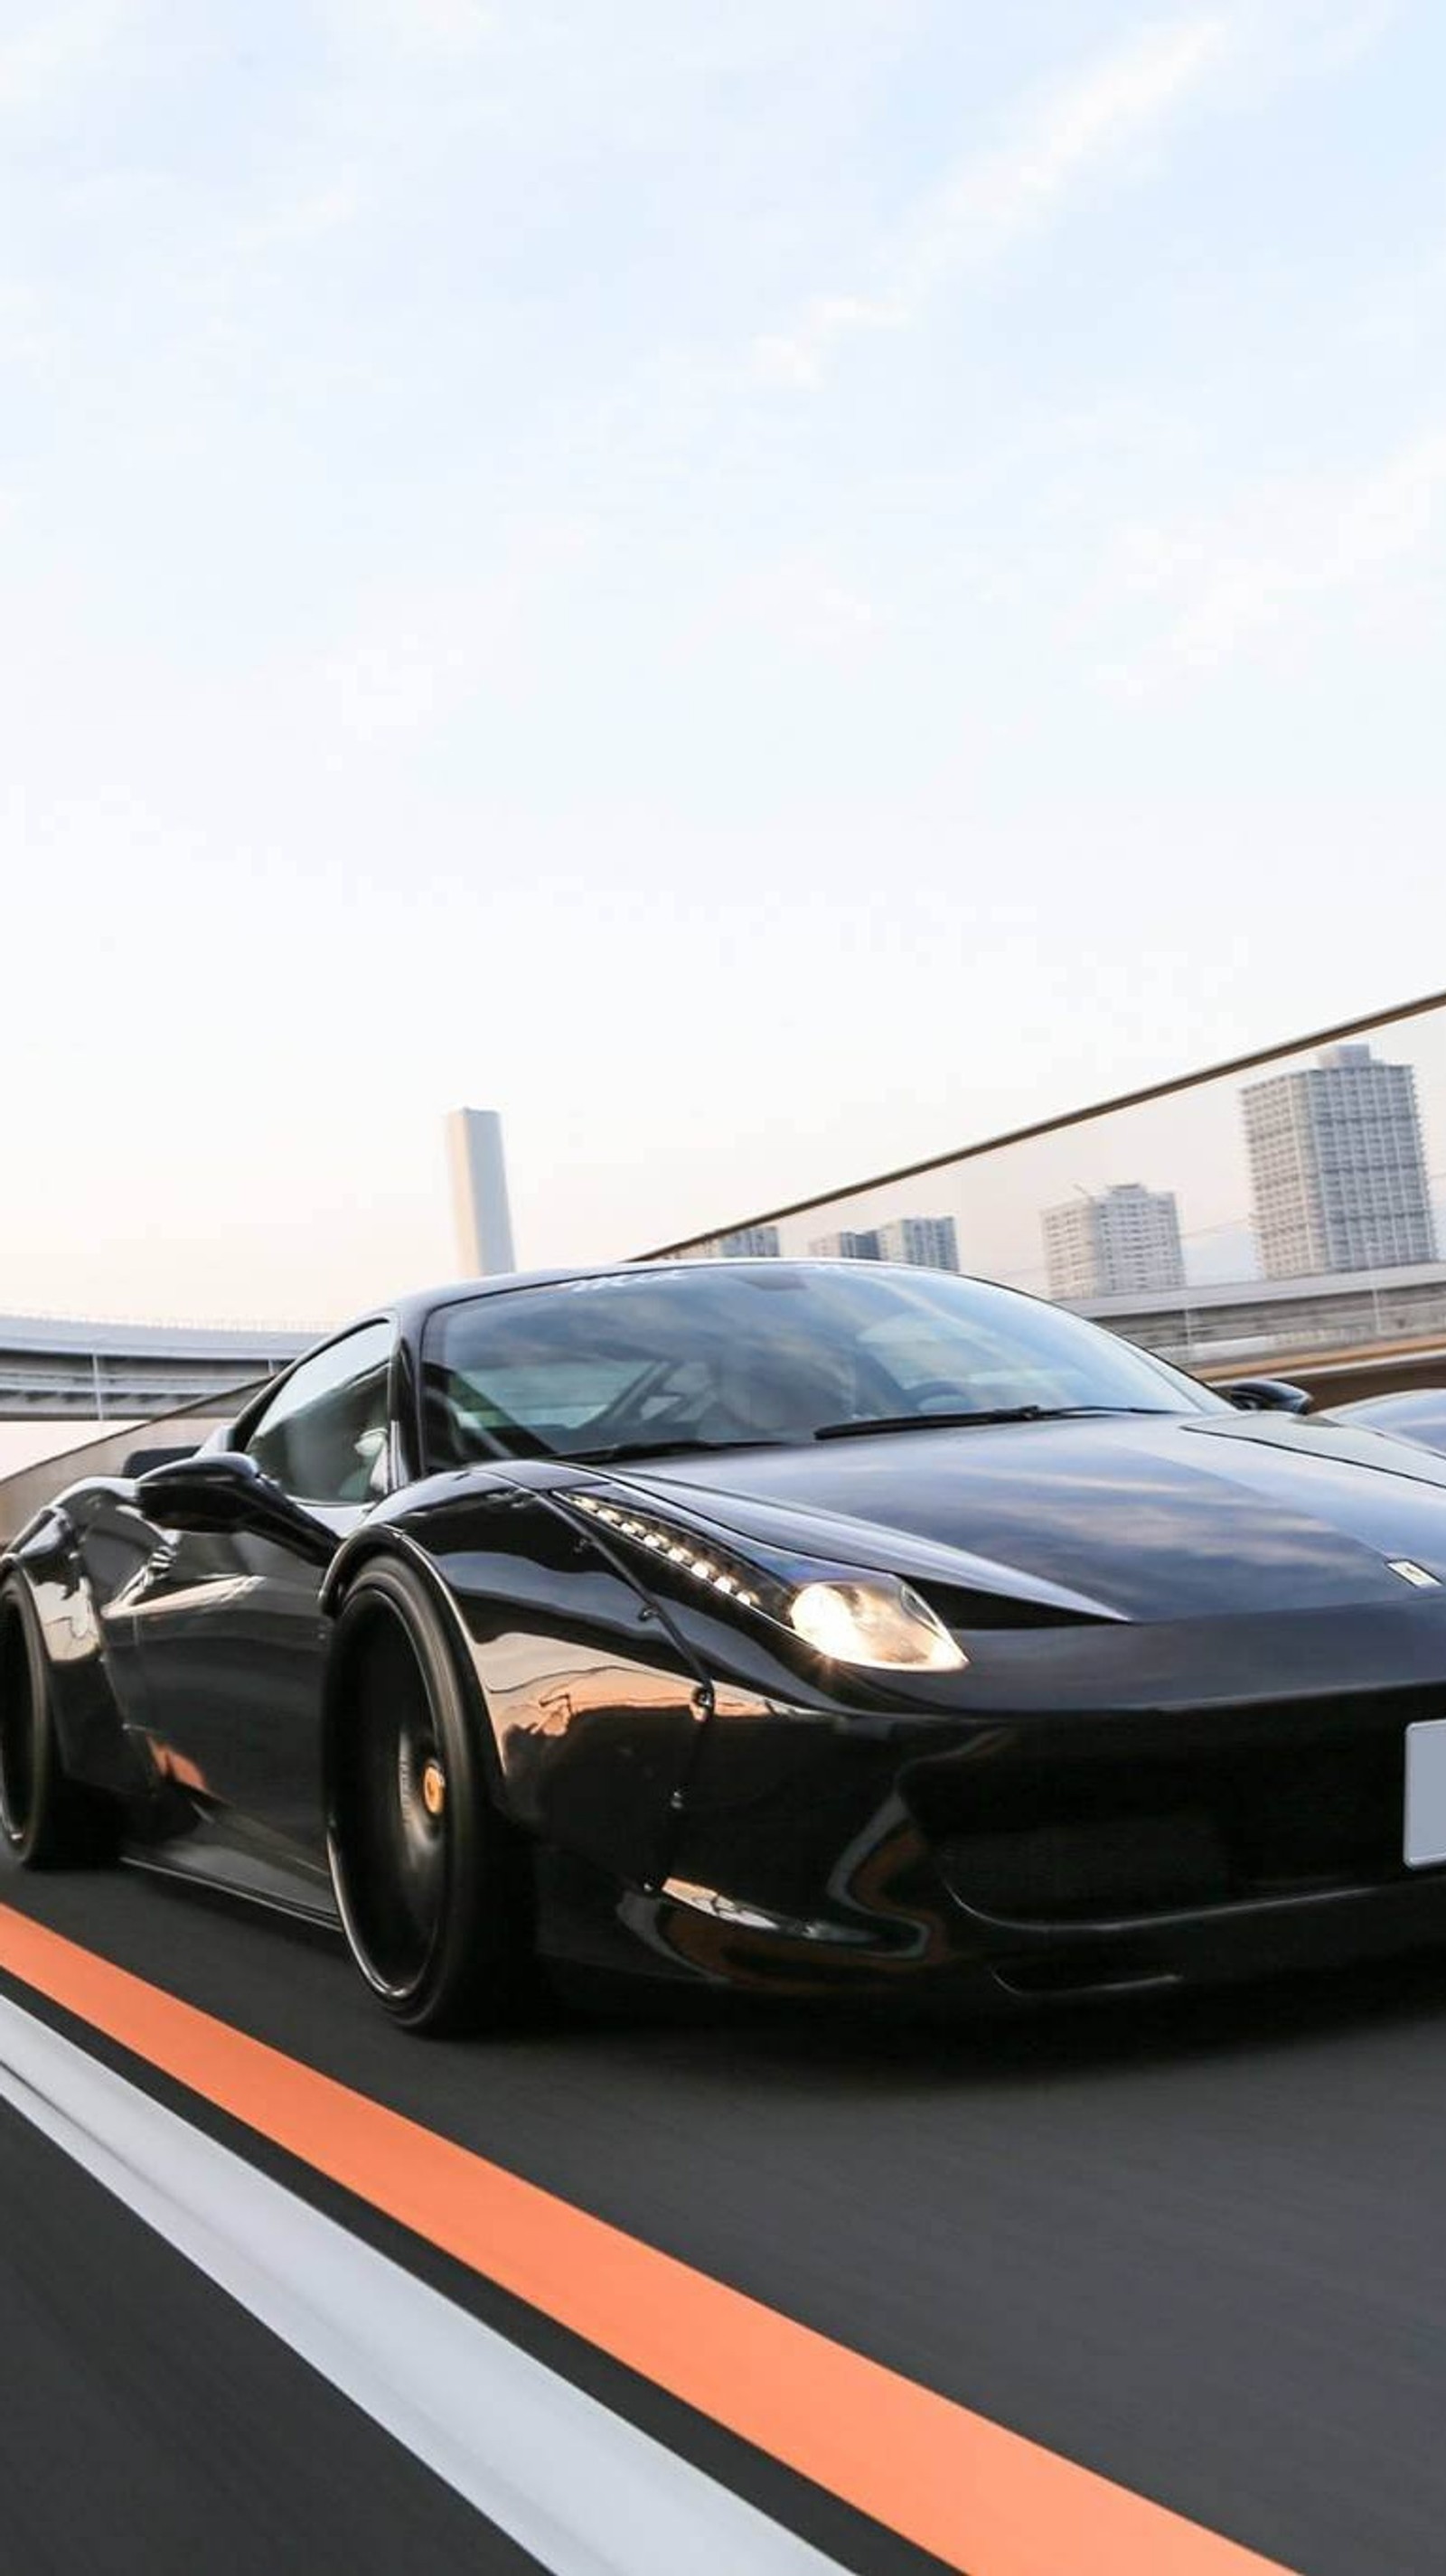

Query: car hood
<box><xmin>611</xmin><ymin>1411</ymin><xmax>1446</xmax><ymax>1624</ymax></box>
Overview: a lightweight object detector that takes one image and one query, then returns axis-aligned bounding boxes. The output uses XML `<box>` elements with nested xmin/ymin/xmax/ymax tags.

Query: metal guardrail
<box><xmin>638</xmin><ymin>986</ymin><xmax>1446</xmax><ymax>1260</ymax></box>
<box><xmin>635</xmin><ymin>985</ymin><xmax>1446</xmax><ymax>1401</ymax></box>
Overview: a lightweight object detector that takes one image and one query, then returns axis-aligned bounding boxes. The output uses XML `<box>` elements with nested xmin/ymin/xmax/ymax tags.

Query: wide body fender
<box><xmin>2</xmin><ymin>1494</ymin><xmax>154</xmax><ymax>1803</ymax></box>
<box><xmin>323</xmin><ymin>1485</ymin><xmax>717</xmax><ymax>1895</ymax></box>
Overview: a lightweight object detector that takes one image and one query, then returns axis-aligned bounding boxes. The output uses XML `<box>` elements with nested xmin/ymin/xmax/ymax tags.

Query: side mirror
<box><xmin>1218</xmin><ymin>1377</ymin><xmax>1313</xmax><ymax>1416</ymax></box>
<box><xmin>122</xmin><ymin>1444</ymin><xmax>199</xmax><ymax>1478</ymax></box>
<box><xmin>135</xmin><ymin>1450</ymin><xmax>336</xmax><ymax>1566</ymax></box>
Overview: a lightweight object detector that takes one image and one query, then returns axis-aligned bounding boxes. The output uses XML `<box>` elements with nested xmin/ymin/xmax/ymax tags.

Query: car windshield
<box><xmin>420</xmin><ymin>1264</ymin><xmax>1223</xmax><ymax>1467</ymax></box>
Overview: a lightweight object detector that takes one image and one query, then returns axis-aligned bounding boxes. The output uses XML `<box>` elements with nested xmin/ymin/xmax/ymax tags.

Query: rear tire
<box><xmin>0</xmin><ymin>1578</ymin><xmax>120</xmax><ymax>1868</ymax></box>
<box><xmin>324</xmin><ymin>1558</ymin><xmax>536</xmax><ymax>2034</ymax></box>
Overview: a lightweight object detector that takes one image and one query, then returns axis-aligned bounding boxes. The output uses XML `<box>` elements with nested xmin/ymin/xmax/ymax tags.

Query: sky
<box><xmin>4</xmin><ymin>0</ymin><xmax>1446</xmax><ymax>1328</ymax></box>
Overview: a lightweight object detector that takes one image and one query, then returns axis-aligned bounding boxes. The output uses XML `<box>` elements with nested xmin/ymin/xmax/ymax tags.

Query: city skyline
<box><xmin>4</xmin><ymin>1018</ymin><xmax>1445</xmax><ymax>1478</ymax></box>
<box><xmin>690</xmin><ymin>1225</ymin><xmax>783</xmax><ymax>1260</ymax></box>
<box><xmin>660</xmin><ymin>1006</ymin><xmax>1446</xmax><ymax>1302</ymax></box>
<box><xmin>1033</xmin><ymin>1043</ymin><xmax>1438</xmax><ymax>1302</ymax></box>
<box><xmin>808</xmin><ymin>1216</ymin><xmax>960</xmax><ymax>1272</ymax></box>
<box><xmin>5</xmin><ymin>1006</ymin><xmax>1443</xmax><ymax>1337</ymax></box>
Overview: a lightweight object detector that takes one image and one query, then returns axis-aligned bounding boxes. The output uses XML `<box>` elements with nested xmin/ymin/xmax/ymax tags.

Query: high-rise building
<box><xmin>809</xmin><ymin>1228</ymin><xmax>882</xmax><ymax>1260</ymax></box>
<box><xmin>809</xmin><ymin>1216</ymin><xmax>959</xmax><ymax>1269</ymax></box>
<box><xmin>1243</xmin><ymin>1044</ymin><xmax>1436</xmax><ymax>1279</ymax></box>
<box><xmin>692</xmin><ymin>1225</ymin><xmax>781</xmax><ymax>1259</ymax></box>
<box><xmin>1041</xmin><ymin>1203</ymin><xmax>1095</xmax><ymax>1301</ymax></box>
<box><xmin>1042</xmin><ymin>1185</ymin><xmax>1185</xmax><ymax>1300</ymax></box>
<box><xmin>874</xmin><ymin>1216</ymin><xmax>960</xmax><ymax>1272</ymax></box>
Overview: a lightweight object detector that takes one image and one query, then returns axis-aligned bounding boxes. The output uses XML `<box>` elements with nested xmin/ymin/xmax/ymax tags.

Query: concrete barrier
<box><xmin>0</xmin><ymin>1393</ymin><xmax>258</xmax><ymax>1548</ymax></box>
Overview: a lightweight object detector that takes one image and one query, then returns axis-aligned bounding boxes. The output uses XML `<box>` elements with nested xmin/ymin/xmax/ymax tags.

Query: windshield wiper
<box><xmin>569</xmin><ymin>1436</ymin><xmax>793</xmax><ymax>1465</ymax></box>
<box><xmin>813</xmin><ymin>1406</ymin><xmax>1174</xmax><ymax>1441</ymax></box>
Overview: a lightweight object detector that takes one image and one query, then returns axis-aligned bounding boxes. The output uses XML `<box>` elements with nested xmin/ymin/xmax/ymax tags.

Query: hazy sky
<box><xmin>5</xmin><ymin>0</ymin><xmax>1446</xmax><ymax>1325</ymax></box>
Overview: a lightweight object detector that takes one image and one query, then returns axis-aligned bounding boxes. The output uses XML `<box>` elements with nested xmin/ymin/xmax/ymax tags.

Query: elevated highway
<box><xmin>1078</xmin><ymin>1260</ymin><xmax>1446</xmax><ymax>1400</ymax></box>
<box><xmin>0</xmin><ymin>1311</ymin><xmax>313</xmax><ymax>1420</ymax></box>
<box><xmin>5</xmin><ymin>1289</ymin><xmax>1441</xmax><ymax>1445</ymax></box>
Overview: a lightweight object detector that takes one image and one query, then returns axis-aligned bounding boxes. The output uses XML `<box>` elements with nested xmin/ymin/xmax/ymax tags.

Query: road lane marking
<box><xmin>0</xmin><ymin>1906</ymin><xmax>1295</xmax><ymax>2576</ymax></box>
<box><xmin>0</xmin><ymin>1990</ymin><xmax>846</xmax><ymax>2576</ymax></box>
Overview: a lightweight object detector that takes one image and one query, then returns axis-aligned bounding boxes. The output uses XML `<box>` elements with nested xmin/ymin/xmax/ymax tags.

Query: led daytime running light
<box><xmin>572</xmin><ymin>1493</ymin><xmax>760</xmax><ymax>1608</ymax></box>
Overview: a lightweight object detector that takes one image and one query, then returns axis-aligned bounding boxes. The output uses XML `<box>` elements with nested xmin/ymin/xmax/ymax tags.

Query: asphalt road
<box><xmin>4</xmin><ymin>1852</ymin><xmax>1446</xmax><ymax>2574</ymax></box>
<box><xmin>0</xmin><ymin>2086</ymin><xmax>523</xmax><ymax>2576</ymax></box>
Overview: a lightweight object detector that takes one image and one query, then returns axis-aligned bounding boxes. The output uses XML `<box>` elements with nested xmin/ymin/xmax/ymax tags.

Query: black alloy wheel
<box><xmin>0</xmin><ymin>1579</ymin><xmax>118</xmax><ymax>1868</ymax></box>
<box><xmin>324</xmin><ymin>1557</ymin><xmax>536</xmax><ymax>2034</ymax></box>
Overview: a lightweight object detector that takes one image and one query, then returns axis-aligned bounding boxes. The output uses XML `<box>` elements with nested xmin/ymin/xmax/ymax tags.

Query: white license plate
<box><xmin>1404</xmin><ymin>1719</ymin><xmax>1446</xmax><ymax>1867</ymax></box>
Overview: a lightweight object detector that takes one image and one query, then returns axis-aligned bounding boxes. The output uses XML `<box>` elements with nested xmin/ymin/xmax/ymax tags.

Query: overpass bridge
<box><xmin>0</xmin><ymin>1312</ymin><xmax>314</xmax><ymax>1420</ymax></box>
<box><xmin>9</xmin><ymin>1268</ymin><xmax>1446</xmax><ymax>1430</ymax></box>
<box><xmin>1074</xmin><ymin>1259</ymin><xmax>1446</xmax><ymax>1406</ymax></box>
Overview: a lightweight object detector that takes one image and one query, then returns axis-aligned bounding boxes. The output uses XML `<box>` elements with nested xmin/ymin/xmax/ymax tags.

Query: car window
<box><xmin>244</xmin><ymin>1322</ymin><xmax>395</xmax><ymax>1504</ymax></box>
<box><xmin>421</xmin><ymin>1266</ymin><xmax>1216</xmax><ymax>1466</ymax></box>
<box><xmin>448</xmin><ymin>1356</ymin><xmax>653</xmax><ymax>1433</ymax></box>
<box><xmin>857</xmin><ymin>1314</ymin><xmax>1074</xmax><ymax>1407</ymax></box>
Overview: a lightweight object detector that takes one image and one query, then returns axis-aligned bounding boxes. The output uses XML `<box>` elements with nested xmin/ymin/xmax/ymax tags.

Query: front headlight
<box><xmin>568</xmin><ymin>1490</ymin><xmax>967</xmax><ymax>1674</ymax></box>
<box><xmin>788</xmin><ymin>1576</ymin><xmax>965</xmax><ymax>1672</ymax></box>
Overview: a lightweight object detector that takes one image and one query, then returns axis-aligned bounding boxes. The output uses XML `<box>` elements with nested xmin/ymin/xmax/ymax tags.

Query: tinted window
<box><xmin>422</xmin><ymin>1266</ymin><xmax>1219</xmax><ymax>1467</ymax></box>
<box><xmin>245</xmin><ymin>1322</ymin><xmax>394</xmax><ymax>1503</ymax></box>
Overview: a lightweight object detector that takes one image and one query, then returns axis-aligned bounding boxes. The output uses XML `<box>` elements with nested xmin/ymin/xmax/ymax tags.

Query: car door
<box><xmin>128</xmin><ymin>1319</ymin><xmax>397</xmax><ymax>1862</ymax></box>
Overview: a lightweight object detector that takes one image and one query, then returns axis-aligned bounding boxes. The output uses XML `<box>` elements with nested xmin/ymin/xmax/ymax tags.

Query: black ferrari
<box><xmin>1325</xmin><ymin>1386</ymin><xmax>1446</xmax><ymax>1457</ymax></box>
<box><xmin>8</xmin><ymin>1259</ymin><xmax>1446</xmax><ymax>2031</ymax></box>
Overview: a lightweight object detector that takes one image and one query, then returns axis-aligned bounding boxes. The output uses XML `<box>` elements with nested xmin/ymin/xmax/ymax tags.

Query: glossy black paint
<box><xmin>1326</xmin><ymin>1385</ymin><xmax>1446</xmax><ymax>1458</ymax></box>
<box><xmin>7</xmin><ymin>1265</ymin><xmax>1446</xmax><ymax>2009</ymax></box>
<box><xmin>136</xmin><ymin>1452</ymin><xmax>336</xmax><ymax>1564</ymax></box>
<box><xmin>1217</xmin><ymin>1376</ymin><xmax>1314</xmax><ymax>1414</ymax></box>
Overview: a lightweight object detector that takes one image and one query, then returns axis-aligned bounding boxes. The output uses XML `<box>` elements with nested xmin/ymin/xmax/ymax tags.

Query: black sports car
<box><xmin>9</xmin><ymin>1260</ymin><xmax>1446</xmax><ymax>2031</ymax></box>
<box><xmin>1324</xmin><ymin>1386</ymin><xmax>1446</xmax><ymax>1457</ymax></box>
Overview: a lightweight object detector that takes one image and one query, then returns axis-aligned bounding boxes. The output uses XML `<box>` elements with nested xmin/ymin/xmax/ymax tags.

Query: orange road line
<box><xmin>0</xmin><ymin>1906</ymin><xmax>1293</xmax><ymax>2576</ymax></box>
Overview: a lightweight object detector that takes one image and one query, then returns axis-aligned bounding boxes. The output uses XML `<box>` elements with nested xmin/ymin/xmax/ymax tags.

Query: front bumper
<box><xmin>642</xmin><ymin>1626</ymin><xmax>1446</xmax><ymax>2004</ymax></box>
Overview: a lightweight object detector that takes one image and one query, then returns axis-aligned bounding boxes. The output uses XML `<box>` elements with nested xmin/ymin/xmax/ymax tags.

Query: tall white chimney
<box><xmin>446</xmin><ymin>1109</ymin><xmax>517</xmax><ymax>1276</ymax></box>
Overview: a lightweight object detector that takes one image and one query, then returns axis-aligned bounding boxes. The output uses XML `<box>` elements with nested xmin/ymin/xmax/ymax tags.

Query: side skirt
<box><xmin>121</xmin><ymin>1814</ymin><xmax>341</xmax><ymax>1931</ymax></box>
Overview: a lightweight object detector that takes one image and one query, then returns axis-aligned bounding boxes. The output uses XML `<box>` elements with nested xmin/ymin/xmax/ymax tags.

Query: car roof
<box><xmin>391</xmin><ymin>1261</ymin><xmax>668</xmax><ymax>1335</ymax></box>
<box><xmin>390</xmin><ymin>1256</ymin><xmax>1005</xmax><ymax>1339</ymax></box>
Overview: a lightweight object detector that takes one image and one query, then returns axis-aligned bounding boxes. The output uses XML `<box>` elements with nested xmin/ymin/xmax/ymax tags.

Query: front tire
<box><xmin>324</xmin><ymin>1558</ymin><xmax>536</xmax><ymax>2034</ymax></box>
<box><xmin>0</xmin><ymin>1578</ymin><xmax>119</xmax><ymax>1868</ymax></box>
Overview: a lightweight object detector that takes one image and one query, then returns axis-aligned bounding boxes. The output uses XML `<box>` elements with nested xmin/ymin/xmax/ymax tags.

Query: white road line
<box><xmin>0</xmin><ymin>1993</ymin><xmax>847</xmax><ymax>2576</ymax></box>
